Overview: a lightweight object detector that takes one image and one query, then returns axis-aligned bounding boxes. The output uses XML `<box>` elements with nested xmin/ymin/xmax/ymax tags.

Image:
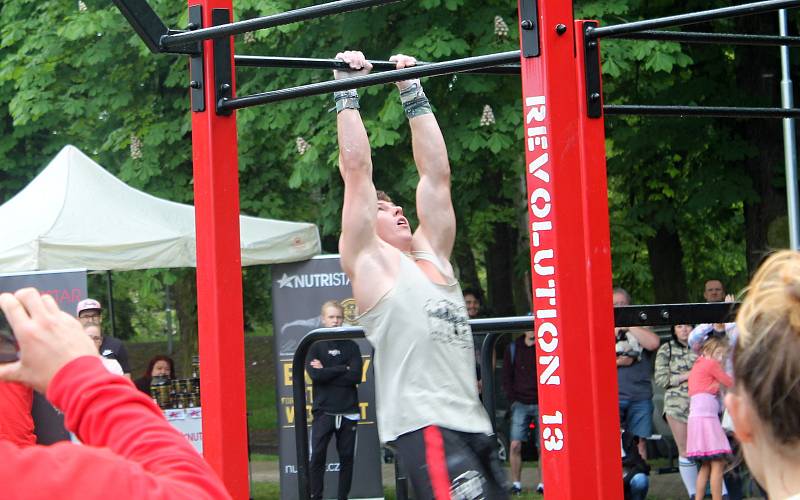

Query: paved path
<box><xmin>249</xmin><ymin>461</ymin><xmax>692</xmax><ymax>498</ymax></box>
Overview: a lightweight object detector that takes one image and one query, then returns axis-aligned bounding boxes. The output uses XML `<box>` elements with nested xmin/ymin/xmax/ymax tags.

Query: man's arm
<box><xmin>329</xmin><ymin>342</ymin><xmax>363</xmax><ymax>386</ymax></box>
<box><xmin>390</xmin><ymin>55</ymin><xmax>456</xmax><ymax>262</ymax></box>
<box><xmin>0</xmin><ymin>289</ymin><xmax>229</xmax><ymax>499</ymax></box>
<box><xmin>334</xmin><ymin>51</ymin><xmax>378</xmax><ymax>277</ymax></box>
<box><xmin>627</xmin><ymin>326</ymin><xmax>660</xmax><ymax>351</ymax></box>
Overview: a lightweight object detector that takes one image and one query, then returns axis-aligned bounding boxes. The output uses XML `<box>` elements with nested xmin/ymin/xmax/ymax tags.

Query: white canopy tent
<box><xmin>0</xmin><ymin>145</ymin><xmax>320</xmax><ymax>272</ymax></box>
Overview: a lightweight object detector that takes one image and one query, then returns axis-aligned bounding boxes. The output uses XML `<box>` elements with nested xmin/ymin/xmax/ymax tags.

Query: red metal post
<box><xmin>517</xmin><ymin>1</ymin><xmax>623</xmax><ymax>497</ymax></box>
<box><xmin>191</xmin><ymin>1</ymin><xmax>249</xmax><ymax>498</ymax></box>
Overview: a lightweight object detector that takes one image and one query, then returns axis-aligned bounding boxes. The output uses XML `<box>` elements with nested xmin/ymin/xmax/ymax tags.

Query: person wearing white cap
<box><xmin>76</xmin><ymin>299</ymin><xmax>131</xmax><ymax>378</ymax></box>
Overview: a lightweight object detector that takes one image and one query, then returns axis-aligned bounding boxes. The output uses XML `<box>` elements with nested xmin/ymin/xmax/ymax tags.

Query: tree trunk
<box><xmin>453</xmin><ymin>222</ymin><xmax>482</xmax><ymax>297</ymax></box>
<box><xmin>646</xmin><ymin>226</ymin><xmax>688</xmax><ymax>303</ymax></box>
<box><xmin>735</xmin><ymin>15</ymin><xmax>788</xmax><ymax>272</ymax></box>
<box><xmin>485</xmin><ymin>222</ymin><xmax>517</xmax><ymax>316</ymax></box>
<box><xmin>173</xmin><ymin>268</ymin><xmax>198</xmax><ymax>378</ymax></box>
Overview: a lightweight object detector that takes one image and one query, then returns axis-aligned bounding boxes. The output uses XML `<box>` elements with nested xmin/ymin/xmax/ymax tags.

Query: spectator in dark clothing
<box><xmin>76</xmin><ymin>298</ymin><xmax>131</xmax><ymax>378</ymax></box>
<box><xmin>502</xmin><ymin>330</ymin><xmax>541</xmax><ymax>495</ymax></box>
<box><xmin>622</xmin><ymin>429</ymin><xmax>650</xmax><ymax>500</ymax></box>
<box><xmin>613</xmin><ymin>288</ymin><xmax>660</xmax><ymax>460</ymax></box>
<box><xmin>307</xmin><ymin>300</ymin><xmax>363</xmax><ymax>500</ymax></box>
<box><xmin>134</xmin><ymin>355</ymin><xmax>176</xmax><ymax>395</ymax></box>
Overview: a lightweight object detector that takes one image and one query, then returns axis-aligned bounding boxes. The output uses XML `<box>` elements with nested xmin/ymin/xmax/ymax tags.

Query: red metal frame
<box><xmin>186</xmin><ymin>0</ymin><xmax>620</xmax><ymax>497</ymax></box>
<box><xmin>191</xmin><ymin>1</ymin><xmax>249</xmax><ymax>498</ymax></box>
<box><xmin>518</xmin><ymin>2</ymin><xmax>623</xmax><ymax>497</ymax></box>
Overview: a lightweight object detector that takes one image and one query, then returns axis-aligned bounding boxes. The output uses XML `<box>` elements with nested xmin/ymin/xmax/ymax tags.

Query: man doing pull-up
<box><xmin>333</xmin><ymin>50</ymin><xmax>507</xmax><ymax>499</ymax></box>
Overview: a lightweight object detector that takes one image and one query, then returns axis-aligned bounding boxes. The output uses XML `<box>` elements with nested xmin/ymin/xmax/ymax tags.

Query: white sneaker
<box><xmin>536</xmin><ymin>483</ymin><xmax>544</xmax><ymax>494</ymax></box>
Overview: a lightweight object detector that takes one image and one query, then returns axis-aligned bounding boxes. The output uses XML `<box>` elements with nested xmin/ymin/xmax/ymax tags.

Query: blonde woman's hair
<box><xmin>735</xmin><ymin>250</ymin><xmax>800</xmax><ymax>447</ymax></box>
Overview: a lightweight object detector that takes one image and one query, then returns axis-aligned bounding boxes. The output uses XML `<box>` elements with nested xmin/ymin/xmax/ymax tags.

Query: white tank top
<box><xmin>357</xmin><ymin>251</ymin><xmax>492</xmax><ymax>443</ymax></box>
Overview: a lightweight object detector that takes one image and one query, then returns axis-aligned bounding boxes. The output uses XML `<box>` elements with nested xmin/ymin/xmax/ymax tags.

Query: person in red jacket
<box><xmin>0</xmin><ymin>288</ymin><xmax>230</xmax><ymax>499</ymax></box>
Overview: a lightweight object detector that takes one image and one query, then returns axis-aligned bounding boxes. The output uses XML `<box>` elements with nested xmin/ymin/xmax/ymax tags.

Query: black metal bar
<box><xmin>233</xmin><ymin>55</ymin><xmax>522</xmax><ymax>75</ymax></box>
<box><xmin>160</xmin><ymin>0</ymin><xmax>402</xmax><ymax>50</ymax></box>
<box><xmin>111</xmin><ymin>0</ymin><xmax>169</xmax><ymax>53</ymax></box>
<box><xmin>189</xmin><ymin>6</ymin><xmax>205</xmax><ymax>112</ymax></box>
<box><xmin>292</xmin><ymin>327</ymin><xmax>366</xmax><ymax>500</ymax></box>
<box><xmin>604</xmin><ymin>104</ymin><xmax>800</xmax><ymax>118</ymax></box>
<box><xmin>480</xmin><ymin>333</ymin><xmax>502</xmax><ymax>432</ymax></box>
<box><xmin>519</xmin><ymin>0</ymin><xmax>541</xmax><ymax>57</ymax></box>
<box><xmin>587</xmin><ymin>0</ymin><xmax>800</xmax><ymax>39</ymax></box>
<box><xmin>584</xmin><ymin>21</ymin><xmax>603</xmax><ymax>118</ymax></box>
<box><xmin>212</xmin><ymin>9</ymin><xmax>234</xmax><ymax>116</ymax></box>
<box><xmin>291</xmin><ymin>304</ymin><xmax>736</xmax><ymax>497</ymax></box>
<box><xmin>610</xmin><ymin>30</ymin><xmax>800</xmax><ymax>46</ymax></box>
<box><xmin>615</xmin><ymin>302</ymin><xmax>740</xmax><ymax>327</ymax></box>
<box><xmin>220</xmin><ymin>51</ymin><xmax>521</xmax><ymax>110</ymax></box>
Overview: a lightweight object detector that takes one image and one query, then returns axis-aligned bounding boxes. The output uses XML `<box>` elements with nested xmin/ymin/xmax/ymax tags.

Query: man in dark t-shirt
<box><xmin>76</xmin><ymin>299</ymin><xmax>131</xmax><ymax>378</ymax></box>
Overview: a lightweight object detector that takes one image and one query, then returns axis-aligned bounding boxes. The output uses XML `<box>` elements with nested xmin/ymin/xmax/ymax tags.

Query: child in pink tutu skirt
<box><xmin>686</xmin><ymin>334</ymin><xmax>733</xmax><ymax>500</ymax></box>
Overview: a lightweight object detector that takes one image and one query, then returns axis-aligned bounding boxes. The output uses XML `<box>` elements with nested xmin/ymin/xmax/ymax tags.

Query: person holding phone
<box><xmin>0</xmin><ymin>288</ymin><xmax>230</xmax><ymax>499</ymax></box>
<box><xmin>0</xmin><ymin>313</ymin><xmax>35</xmax><ymax>447</ymax></box>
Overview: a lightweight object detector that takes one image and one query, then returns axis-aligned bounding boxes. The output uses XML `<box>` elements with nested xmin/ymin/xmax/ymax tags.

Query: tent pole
<box><xmin>106</xmin><ymin>270</ymin><xmax>117</xmax><ymax>338</ymax></box>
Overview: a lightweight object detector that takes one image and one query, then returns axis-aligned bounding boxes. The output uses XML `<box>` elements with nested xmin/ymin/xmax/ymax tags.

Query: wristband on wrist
<box><xmin>333</xmin><ymin>89</ymin><xmax>360</xmax><ymax>113</ymax></box>
<box><xmin>398</xmin><ymin>81</ymin><xmax>432</xmax><ymax>118</ymax></box>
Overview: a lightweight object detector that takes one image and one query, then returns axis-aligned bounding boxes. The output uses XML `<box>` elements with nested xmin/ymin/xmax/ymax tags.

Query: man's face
<box><xmin>704</xmin><ymin>280</ymin><xmax>725</xmax><ymax>302</ymax></box>
<box><xmin>375</xmin><ymin>200</ymin><xmax>412</xmax><ymax>250</ymax></box>
<box><xmin>85</xmin><ymin>325</ymin><xmax>103</xmax><ymax>351</ymax></box>
<box><xmin>464</xmin><ymin>293</ymin><xmax>481</xmax><ymax>318</ymax></box>
<box><xmin>78</xmin><ymin>309</ymin><xmax>102</xmax><ymax>327</ymax></box>
<box><xmin>321</xmin><ymin>306</ymin><xmax>344</xmax><ymax>328</ymax></box>
<box><xmin>612</xmin><ymin>292</ymin><xmax>629</xmax><ymax>307</ymax></box>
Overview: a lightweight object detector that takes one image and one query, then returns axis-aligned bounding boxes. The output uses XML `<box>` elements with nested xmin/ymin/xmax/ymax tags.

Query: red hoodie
<box><xmin>0</xmin><ymin>356</ymin><xmax>231</xmax><ymax>499</ymax></box>
<box><xmin>0</xmin><ymin>381</ymin><xmax>35</xmax><ymax>446</ymax></box>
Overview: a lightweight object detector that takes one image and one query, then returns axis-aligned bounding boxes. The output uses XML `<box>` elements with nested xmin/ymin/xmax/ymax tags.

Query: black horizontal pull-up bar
<box><xmin>233</xmin><ymin>55</ymin><xmax>522</xmax><ymax>75</ymax></box>
<box><xmin>219</xmin><ymin>50</ymin><xmax>521</xmax><ymax>111</ymax></box>
<box><xmin>160</xmin><ymin>0</ymin><xmax>401</xmax><ymax>50</ymax></box>
<box><xmin>587</xmin><ymin>0</ymin><xmax>800</xmax><ymax>39</ymax></box>
<box><xmin>609</xmin><ymin>30</ymin><xmax>800</xmax><ymax>46</ymax></box>
<box><xmin>604</xmin><ymin>104</ymin><xmax>800</xmax><ymax>118</ymax></box>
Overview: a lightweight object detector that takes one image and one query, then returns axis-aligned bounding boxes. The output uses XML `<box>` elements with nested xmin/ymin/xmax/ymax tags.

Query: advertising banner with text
<box><xmin>272</xmin><ymin>255</ymin><xmax>382</xmax><ymax>500</ymax></box>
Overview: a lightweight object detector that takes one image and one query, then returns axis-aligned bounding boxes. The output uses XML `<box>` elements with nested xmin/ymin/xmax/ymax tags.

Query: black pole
<box><xmin>160</xmin><ymin>0</ymin><xmax>402</xmax><ymax>49</ymax></box>
<box><xmin>608</xmin><ymin>30</ymin><xmax>800</xmax><ymax>46</ymax></box>
<box><xmin>220</xmin><ymin>50</ymin><xmax>521</xmax><ymax>110</ymax></box>
<box><xmin>480</xmin><ymin>333</ymin><xmax>502</xmax><ymax>432</ymax></box>
<box><xmin>233</xmin><ymin>55</ymin><xmax>522</xmax><ymax>75</ymax></box>
<box><xmin>105</xmin><ymin>270</ymin><xmax>117</xmax><ymax>338</ymax></box>
<box><xmin>587</xmin><ymin>0</ymin><xmax>800</xmax><ymax>39</ymax></box>
<box><xmin>604</xmin><ymin>104</ymin><xmax>800</xmax><ymax>118</ymax></box>
<box><xmin>292</xmin><ymin>327</ymin><xmax>366</xmax><ymax>499</ymax></box>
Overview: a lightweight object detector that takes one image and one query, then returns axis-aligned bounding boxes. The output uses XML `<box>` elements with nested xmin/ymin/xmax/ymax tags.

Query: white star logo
<box><xmin>277</xmin><ymin>273</ymin><xmax>295</xmax><ymax>288</ymax></box>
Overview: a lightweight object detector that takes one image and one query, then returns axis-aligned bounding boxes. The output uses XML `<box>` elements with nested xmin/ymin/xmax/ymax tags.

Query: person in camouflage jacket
<box><xmin>654</xmin><ymin>324</ymin><xmax>698</xmax><ymax>498</ymax></box>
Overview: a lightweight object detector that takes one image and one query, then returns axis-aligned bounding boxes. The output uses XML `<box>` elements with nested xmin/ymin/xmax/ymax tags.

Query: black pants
<box><xmin>309</xmin><ymin>412</ymin><xmax>357</xmax><ymax>500</ymax></box>
<box><xmin>390</xmin><ymin>425</ymin><xmax>509</xmax><ymax>500</ymax></box>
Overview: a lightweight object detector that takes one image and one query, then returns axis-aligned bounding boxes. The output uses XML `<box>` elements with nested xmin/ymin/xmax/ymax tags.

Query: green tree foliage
<box><xmin>0</xmin><ymin>0</ymin><xmax>791</xmax><ymax>331</ymax></box>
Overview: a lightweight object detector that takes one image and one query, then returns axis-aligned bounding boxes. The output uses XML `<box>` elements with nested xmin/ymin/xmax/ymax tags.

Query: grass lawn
<box><xmin>247</xmin><ymin>376</ymin><xmax>277</xmax><ymax>431</ymax></box>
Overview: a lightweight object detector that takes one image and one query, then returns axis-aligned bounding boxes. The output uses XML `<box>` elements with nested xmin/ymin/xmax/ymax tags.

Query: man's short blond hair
<box><xmin>320</xmin><ymin>300</ymin><xmax>344</xmax><ymax>316</ymax></box>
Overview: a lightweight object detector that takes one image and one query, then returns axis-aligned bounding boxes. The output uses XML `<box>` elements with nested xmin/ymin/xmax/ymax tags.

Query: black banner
<box><xmin>272</xmin><ymin>256</ymin><xmax>382</xmax><ymax>500</ymax></box>
<box><xmin>0</xmin><ymin>269</ymin><xmax>88</xmax><ymax>444</ymax></box>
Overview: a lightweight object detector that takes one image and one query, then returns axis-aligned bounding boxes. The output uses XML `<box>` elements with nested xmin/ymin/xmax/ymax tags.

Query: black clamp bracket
<box><xmin>212</xmin><ymin>8</ymin><xmax>234</xmax><ymax>116</ymax></box>
<box><xmin>583</xmin><ymin>22</ymin><xmax>602</xmax><ymax>118</ymax></box>
<box><xmin>188</xmin><ymin>5</ymin><xmax>204</xmax><ymax>112</ymax></box>
<box><xmin>519</xmin><ymin>0</ymin><xmax>540</xmax><ymax>57</ymax></box>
